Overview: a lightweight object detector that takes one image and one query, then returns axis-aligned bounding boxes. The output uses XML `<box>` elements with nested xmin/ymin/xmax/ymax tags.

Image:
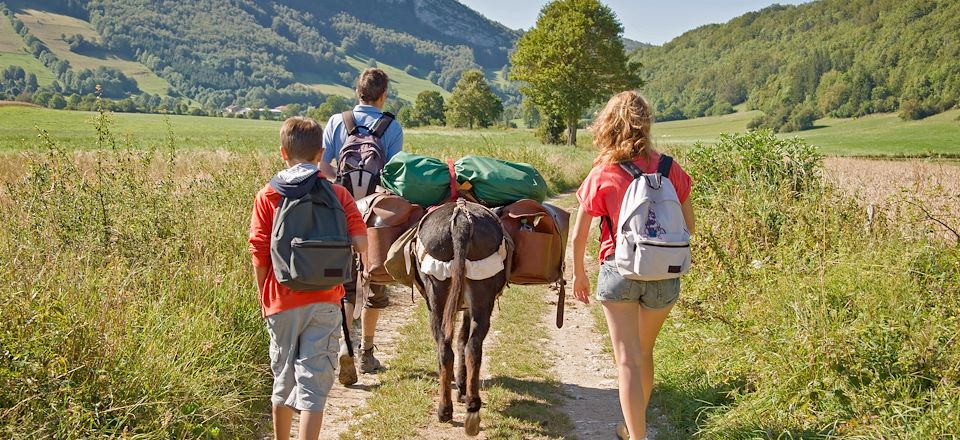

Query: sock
<box><xmin>362</xmin><ymin>336</ymin><xmax>375</xmax><ymax>350</ymax></box>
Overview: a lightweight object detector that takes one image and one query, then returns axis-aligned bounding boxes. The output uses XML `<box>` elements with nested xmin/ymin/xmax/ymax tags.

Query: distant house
<box><xmin>269</xmin><ymin>105</ymin><xmax>287</xmax><ymax>114</ymax></box>
<box><xmin>224</xmin><ymin>104</ymin><xmax>251</xmax><ymax>116</ymax></box>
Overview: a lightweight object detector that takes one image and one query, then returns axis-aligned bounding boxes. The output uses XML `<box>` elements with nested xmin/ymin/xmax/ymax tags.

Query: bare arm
<box><xmin>254</xmin><ymin>265</ymin><xmax>269</xmax><ymax>295</ymax></box>
<box><xmin>681</xmin><ymin>198</ymin><xmax>696</xmax><ymax>235</ymax></box>
<box><xmin>571</xmin><ymin>204</ymin><xmax>595</xmax><ymax>305</ymax></box>
<box><xmin>319</xmin><ymin>160</ymin><xmax>337</xmax><ymax>180</ymax></box>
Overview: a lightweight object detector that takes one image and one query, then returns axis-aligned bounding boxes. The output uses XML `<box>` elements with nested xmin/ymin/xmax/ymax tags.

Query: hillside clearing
<box><xmin>10</xmin><ymin>6</ymin><xmax>171</xmax><ymax>95</ymax></box>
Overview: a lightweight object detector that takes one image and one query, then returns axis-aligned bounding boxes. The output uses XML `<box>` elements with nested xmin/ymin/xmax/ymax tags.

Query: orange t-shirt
<box><xmin>576</xmin><ymin>153</ymin><xmax>692</xmax><ymax>263</ymax></box>
<box><xmin>248</xmin><ymin>179</ymin><xmax>366</xmax><ymax>317</ymax></box>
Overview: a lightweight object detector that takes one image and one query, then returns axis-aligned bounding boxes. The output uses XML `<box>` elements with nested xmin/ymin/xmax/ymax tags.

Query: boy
<box><xmin>320</xmin><ymin>68</ymin><xmax>403</xmax><ymax>380</ymax></box>
<box><xmin>249</xmin><ymin>116</ymin><xmax>368</xmax><ymax>440</ymax></box>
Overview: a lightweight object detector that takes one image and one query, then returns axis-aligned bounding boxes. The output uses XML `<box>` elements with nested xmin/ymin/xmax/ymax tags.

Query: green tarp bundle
<box><xmin>380</xmin><ymin>151</ymin><xmax>451</xmax><ymax>207</ymax></box>
<box><xmin>455</xmin><ymin>155</ymin><xmax>547</xmax><ymax>206</ymax></box>
<box><xmin>379</xmin><ymin>152</ymin><xmax>548</xmax><ymax>207</ymax></box>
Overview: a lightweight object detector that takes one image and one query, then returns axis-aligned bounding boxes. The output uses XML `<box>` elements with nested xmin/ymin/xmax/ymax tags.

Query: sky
<box><xmin>458</xmin><ymin>0</ymin><xmax>813</xmax><ymax>45</ymax></box>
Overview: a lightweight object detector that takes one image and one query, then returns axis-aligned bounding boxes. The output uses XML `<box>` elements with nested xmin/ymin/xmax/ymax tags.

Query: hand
<box><xmin>572</xmin><ymin>271</ymin><xmax>591</xmax><ymax>305</ymax></box>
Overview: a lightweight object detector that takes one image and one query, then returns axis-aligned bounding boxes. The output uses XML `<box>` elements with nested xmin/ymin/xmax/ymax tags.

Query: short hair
<box><xmin>280</xmin><ymin>116</ymin><xmax>323</xmax><ymax>161</ymax></box>
<box><xmin>356</xmin><ymin>68</ymin><xmax>389</xmax><ymax>103</ymax></box>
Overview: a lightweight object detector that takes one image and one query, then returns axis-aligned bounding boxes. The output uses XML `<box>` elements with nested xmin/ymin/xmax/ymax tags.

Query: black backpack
<box><xmin>336</xmin><ymin>111</ymin><xmax>394</xmax><ymax>200</ymax></box>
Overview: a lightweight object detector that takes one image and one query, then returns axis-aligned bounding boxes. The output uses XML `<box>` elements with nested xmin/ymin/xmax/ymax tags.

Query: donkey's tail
<box><xmin>443</xmin><ymin>199</ymin><xmax>472</xmax><ymax>341</ymax></box>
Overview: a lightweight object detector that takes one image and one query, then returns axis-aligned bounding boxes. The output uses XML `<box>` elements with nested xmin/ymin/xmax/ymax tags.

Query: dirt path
<box><xmin>543</xmin><ymin>193</ymin><xmax>663</xmax><ymax>440</ymax></box>
<box><xmin>261</xmin><ymin>286</ymin><xmax>419</xmax><ymax>440</ymax></box>
<box><xmin>411</xmin><ymin>310</ymin><xmax>500</xmax><ymax>440</ymax></box>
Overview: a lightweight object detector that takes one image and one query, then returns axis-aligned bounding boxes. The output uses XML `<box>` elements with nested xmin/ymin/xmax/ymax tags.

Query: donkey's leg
<box><xmin>427</xmin><ymin>280</ymin><xmax>455</xmax><ymax>423</ymax></box>
<box><xmin>456</xmin><ymin>309</ymin><xmax>471</xmax><ymax>403</ymax></box>
<box><xmin>437</xmin><ymin>314</ymin><xmax>456</xmax><ymax>423</ymax></box>
<box><xmin>463</xmin><ymin>282</ymin><xmax>497</xmax><ymax>436</ymax></box>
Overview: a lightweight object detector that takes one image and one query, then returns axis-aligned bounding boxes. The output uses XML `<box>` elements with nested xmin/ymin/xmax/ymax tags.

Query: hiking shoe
<box><xmin>358</xmin><ymin>346</ymin><xmax>384</xmax><ymax>374</ymax></box>
<box><xmin>338</xmin><ymin>345</ymin><xmax>358</xmax><ymax>386</ymax></box>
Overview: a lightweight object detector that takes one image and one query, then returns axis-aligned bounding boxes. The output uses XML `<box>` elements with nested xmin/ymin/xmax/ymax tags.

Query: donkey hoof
<box><xmin>464</xmin><ymin>411</ymin><xmax>481</xmax><ymax>436</ymax></box>
<box><xmin>438</xmin><ymin>405</ymin><xmax>453</xmax><ymax>423</ymax></box>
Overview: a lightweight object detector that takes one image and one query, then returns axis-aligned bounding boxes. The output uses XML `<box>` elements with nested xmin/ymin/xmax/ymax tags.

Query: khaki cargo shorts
<box><xmin>265</xmin><ymin>302</ymin><xmax>341</xmax><ymax>411</ymax></box>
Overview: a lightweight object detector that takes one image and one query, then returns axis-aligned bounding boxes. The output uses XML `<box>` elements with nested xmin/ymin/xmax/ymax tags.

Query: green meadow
<box><xmin>656</xmin><ymin>109</ymin><xmax>960</xmax><ymax>156</ymax></box>
<box><xmin>6</xmin><ymin>4</ymin><xmax>172</xmax><ymax>95</ymax></box>
<box><xmin>5</xmin><ymin>106</ymin><xmax>959</xmax><ymax>157</ymax></box>
<box><xmin>298</xmin><ymin>55</ymin><xmax>450</xmax><ymax>103</ymax></box>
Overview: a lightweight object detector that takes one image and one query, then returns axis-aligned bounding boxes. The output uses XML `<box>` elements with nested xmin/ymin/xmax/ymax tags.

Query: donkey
<box><xmin>415</xmin><ymin>199</ymin><xmax>508</xmax><ymax>436</ymax></box>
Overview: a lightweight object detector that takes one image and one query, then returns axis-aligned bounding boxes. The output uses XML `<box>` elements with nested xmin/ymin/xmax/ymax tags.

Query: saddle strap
<box><xmin>556</xmin><ymin>278</ymin><xmax>566</xmax><ymax>328</ymax></box>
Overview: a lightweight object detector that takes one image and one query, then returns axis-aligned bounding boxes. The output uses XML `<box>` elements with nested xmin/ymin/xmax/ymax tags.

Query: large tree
<box><xmin>510</xmin><ymin>0</ymin><xmax>641</xmax><ymax>145</ymax></box>
<box><xmin>411</xmin><ymin>90</ymin><xmax>446</xmax><ymax>126</ymax></box>
<box><xmin>445</xmin><ymin>70</ymin><xmax>502</xmax><ymax>129</ymax></box>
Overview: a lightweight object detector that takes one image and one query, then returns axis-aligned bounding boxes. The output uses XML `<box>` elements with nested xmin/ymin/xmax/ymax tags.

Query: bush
<box><xmin>536</xmin><ymin>112</ymin><xmax>565</xmax><ymax>144</ymax></box>
<box><xmin>663</xmin><ymin>131</ymin><xmax>960</xmax><ymax>437</ymax></box>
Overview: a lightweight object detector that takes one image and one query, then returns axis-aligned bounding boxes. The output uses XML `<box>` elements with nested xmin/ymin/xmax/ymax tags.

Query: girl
<box><xmin>571</xmin><ymin>91</ymin><xmax>696</xmax><ymax>439</ymax></box>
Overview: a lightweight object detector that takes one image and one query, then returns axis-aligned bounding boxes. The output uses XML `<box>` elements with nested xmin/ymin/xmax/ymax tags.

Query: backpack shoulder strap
<box><xmin>370</xmin><ymin>112</ymin><xmax>395</xmax><ymax>138</ymax></box>
<box><xmin>657</xmin><ymin>154</ymin><xmax>673</xmax><ymax>178</ymax></box>
<box><xmin>341</xmin><ymin>111</ymin><xmax>359</xmax><ymax>136</ymax></box>
<box><xmin>619</xmin><ymin>161</ymin><xmax>644</xmax><ymax>179</ymax></box>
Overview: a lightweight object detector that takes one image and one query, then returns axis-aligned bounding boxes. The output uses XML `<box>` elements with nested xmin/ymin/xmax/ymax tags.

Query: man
<box><xmin>321</xmin><ymin>68</ymin><xmax>403</xmax><ymax>384</ymax></box>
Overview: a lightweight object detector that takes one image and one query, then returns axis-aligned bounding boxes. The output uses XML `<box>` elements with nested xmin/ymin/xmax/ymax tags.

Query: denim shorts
<box><xmin>265</xmin><ymin>302</ymin><xmax>341</xmax><ymax>411</ymax></box>
<box><xmin>596</xmin><ymin>260</ymin><xmax>680</xmax><ymax>309</ymax></box>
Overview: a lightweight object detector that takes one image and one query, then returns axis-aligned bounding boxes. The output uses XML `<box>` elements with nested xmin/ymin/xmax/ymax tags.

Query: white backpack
<box><xmin>613</xmin><ymin>155</ymin><xmax>691</xmax><ymax>280</ymax></box>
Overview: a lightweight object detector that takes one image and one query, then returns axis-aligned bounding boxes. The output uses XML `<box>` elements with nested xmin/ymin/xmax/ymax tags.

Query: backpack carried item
<box><xmin>337</xmin><ymin>110</ymin><xmax>394</xmax><ymax>200</ymax></box>
<box><xmin>614</xmin><ymin>155</ymin><xmax>691</xmax><ymax>281</ymax></box>
<box><xmin>270</xmin><ymin>171</ymin><xmax>354</xmax><ymax>291</ymax></box>
<box><xmin>355</xmin><ymin>191</ymin><xmax>424</xmax><ymax>285</ymax></box>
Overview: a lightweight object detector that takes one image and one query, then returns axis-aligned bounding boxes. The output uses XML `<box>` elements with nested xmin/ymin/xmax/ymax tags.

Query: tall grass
<box><xmin>0</xmin><ymin>105</ymin><xmax>593</xmax><ymax>437</ymax></box>
<box><xmin>655</xmin><ymin>130</ymin><xmax>960</xmax><ymax>438</ymax></box>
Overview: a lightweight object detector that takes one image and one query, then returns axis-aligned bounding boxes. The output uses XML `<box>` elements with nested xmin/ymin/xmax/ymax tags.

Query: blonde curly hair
<box><xmin>590</xmin><ymin>91</ymin><xmax>655</xmax><ymax>165</ymax></box>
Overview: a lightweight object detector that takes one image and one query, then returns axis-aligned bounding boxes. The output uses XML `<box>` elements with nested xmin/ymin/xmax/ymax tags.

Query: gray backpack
<box><xmin>614</xmin><ymin>155</ymin><xmax>691</xmax><ymax>280</ymax></box>
<box><xmin>270</xmin><ymin>178</ymin><xmax>354</xmax><ymax>291</ymax></box>
<box><xmin>336</xmin><ymin>111</ymin><xmax>393</xmax><ymax>200</ymax></box>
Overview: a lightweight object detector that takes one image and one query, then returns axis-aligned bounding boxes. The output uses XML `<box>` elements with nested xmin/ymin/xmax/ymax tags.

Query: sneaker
<box><xmin>338</xmin><ymin>345</ymin><xmax>358</xmax><ymax>386</ymax></box>
<box><xmin>358</xmin><ymin>346</ymin><xmax>384</xmax><ymax>374</ymax></box>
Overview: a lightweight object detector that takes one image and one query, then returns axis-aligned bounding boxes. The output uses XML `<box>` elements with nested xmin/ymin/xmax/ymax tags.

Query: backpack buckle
<box><xmin>643</xmin><ymin>174</ymin><xmax>662</xmax><ymax>190</ymax></box>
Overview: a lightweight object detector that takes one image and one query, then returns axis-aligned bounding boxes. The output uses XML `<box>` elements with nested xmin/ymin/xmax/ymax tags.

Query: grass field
<box><xmin>0</xmin><ymin>10</ymin><xmax>56</xmax><ymax>86</ymax></box>
<box><xmin>656</xmin><ymin>109</ymin><xmax>960</xmax><ymax>156</ymax></box>
<box><xmin>8</xmin><ymin>6</ymin><xmax>171</xmax><ymax>96</ymax></box>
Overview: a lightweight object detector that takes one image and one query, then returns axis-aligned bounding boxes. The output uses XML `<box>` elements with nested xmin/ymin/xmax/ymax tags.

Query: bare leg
<box><xmin>272</xmin><ymin>404</ymin><xmax>294</xmax><ymax>440</ymax></box>
<box><xmin>298</xmin><ymin>410</ymin><xmax>324</xmax><ymax>440</ymax></box>
<box><xmin>638</xmin><ymin>304</ymin><xmax>673</xmax><ymax>414</ymax></box>
<box><xmin>361</xmin><ymin>307</ymin><xmax>381</xmax><ymax>346</ymax></box>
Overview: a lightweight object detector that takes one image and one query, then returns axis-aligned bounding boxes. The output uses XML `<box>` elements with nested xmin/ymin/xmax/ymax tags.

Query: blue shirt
<box><xmin>322</xmin><ymin>104</ymin><xmax>404</xmax><ymax>164</ymax></box>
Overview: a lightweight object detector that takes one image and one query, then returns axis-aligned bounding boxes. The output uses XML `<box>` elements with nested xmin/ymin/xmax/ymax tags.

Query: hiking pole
<box><xmin>340</xmin><ymin>295</ymin><xmax>354</xmax><ymax>358</ymax></box>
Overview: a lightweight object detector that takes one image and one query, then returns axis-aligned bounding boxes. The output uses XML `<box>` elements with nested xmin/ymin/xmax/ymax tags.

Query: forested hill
<box><xmin>9</xmin><ymin>0</ymin><xmax>519</xmax><ymax>109</ymax></box>
<box><xmin>635</xmin><ymin>0</ymin><xmax>960</xmax><ymax>130</ymax></box>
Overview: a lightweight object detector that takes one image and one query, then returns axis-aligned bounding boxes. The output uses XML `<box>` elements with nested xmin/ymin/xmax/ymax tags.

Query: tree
<box><xmin>510</xmin><ymin>0</ymin><xmax>641</xmax><ymax>145</ymax></box>
<box><xmin>411</xmin><ymin>90</ymin><xmax>445</xmax><ymax>126</ymax></box>
<box><xmin>308</xmin><ymin>95</ymin><xmax>352</xmax><ymax>121</ymax></box>
<box><xmin>445</xmin><ymin>70</ymin><xmax>502</xmax><ymax>129</ymax></box>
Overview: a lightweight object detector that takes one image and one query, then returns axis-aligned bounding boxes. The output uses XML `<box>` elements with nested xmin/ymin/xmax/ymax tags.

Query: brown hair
<box><xmin>280</xmin><ymin>116</ymin><xmax>323</xmax><ymax>161</ymax></box>
<box><xmin>589</xmin><ymin>91</ymin><xmax>655</xmax><ymax>165</ymax></box>
<box><xmin>356</xmin><ymin>68</ymin><xmax>389</xmax><ymax>103</ymax></box>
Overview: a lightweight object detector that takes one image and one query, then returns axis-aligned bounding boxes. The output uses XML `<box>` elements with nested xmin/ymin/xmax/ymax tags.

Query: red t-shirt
<box><xmin>248</xmin><ymin>179</ymin><xmax>367</xmax><ymax>317</ymax></box>
<box><xmin>576</xmin><ymin>153</ymin><xmax>692</xmax><ymax>263</ymax></box>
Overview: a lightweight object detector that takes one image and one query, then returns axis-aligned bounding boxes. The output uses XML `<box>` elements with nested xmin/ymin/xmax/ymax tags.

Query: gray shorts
<box><xmin>596</xmin><ymin>260</ymin><xmax>680</xmax><ymax>309</ymax></box>
<box><xmin>265</xmin><ymin>302</ymin><xmax>341</xmax><ymax>411</ymax></box>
